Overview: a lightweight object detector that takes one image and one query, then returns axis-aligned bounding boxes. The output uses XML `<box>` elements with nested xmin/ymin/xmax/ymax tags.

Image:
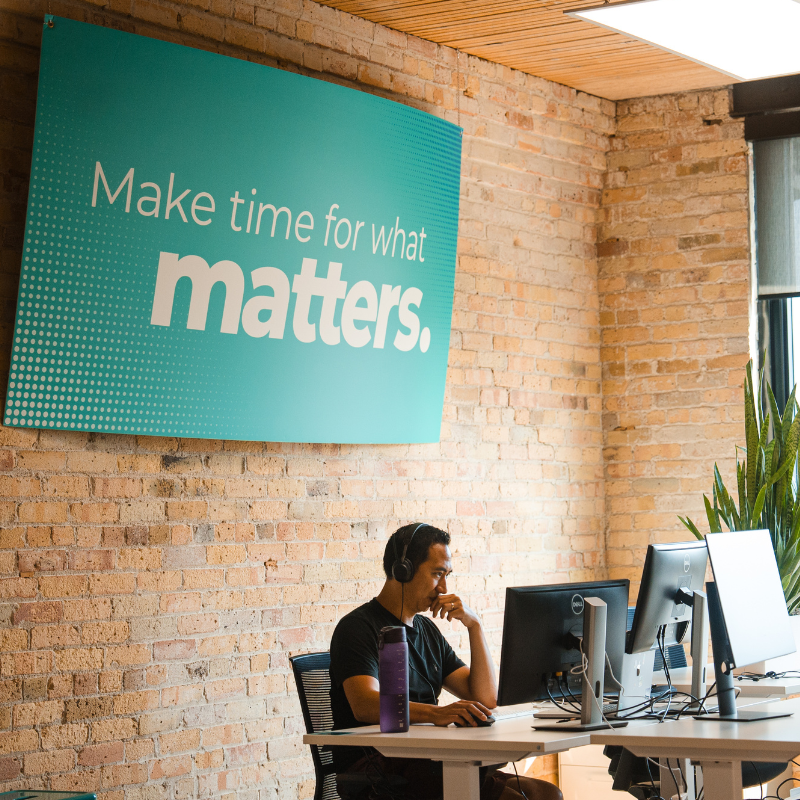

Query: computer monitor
<box><xmin>617</xmin><ymin>540</ymin><xmax>709</xmax><ymax>712</ymax></box>
<box><xmin>626</xmin><ymin>540</ymin><xmax>708</xmax><ymax>655</ymax></box>
<box><xmin>702</xmin><ymin>529</ymin><xmax>796</xmax><ymax>722</ymax></box>
<box><xmin>497</xmin><ymin>579</ymin><xmax>629</xmax><ymax>706</ymax></box>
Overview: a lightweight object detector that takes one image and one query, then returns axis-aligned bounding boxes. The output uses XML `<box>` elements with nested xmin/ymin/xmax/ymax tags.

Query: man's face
<box><xmin>407</xmin><ymin>543</ymin><xmax>452</xmax><ymax>613</ymax></box>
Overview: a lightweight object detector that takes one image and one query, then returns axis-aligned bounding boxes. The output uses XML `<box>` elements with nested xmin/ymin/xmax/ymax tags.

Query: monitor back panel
<box><xmin>627</xmin><ymin>540</ymin><xmax>708</xmax><ymax>654</ymax></box>
<box><xmin>706</xmin><ymin>529</ymin><xmax>795</xmax><ymax>668</ymax></box>
<box><xmin>497</xmin><ymin>579</ymin><xmax>629</xmax><ymax>705</ymax></box>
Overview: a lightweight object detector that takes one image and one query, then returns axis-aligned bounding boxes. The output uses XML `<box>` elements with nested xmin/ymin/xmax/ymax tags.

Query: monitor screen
<box><xmin>497</xmin><ymin>579</ymin><xmax>629</xmax><ymax>706</ymax></box>
<box><xmin>706</xmin><ymin>529</ymin><xmax>795</xmax><ymax>668</ymax></box>
<box><xmin>627</xmin><ymin>540</ymin><xmax>708</xmax><ymax>654</ymax></box>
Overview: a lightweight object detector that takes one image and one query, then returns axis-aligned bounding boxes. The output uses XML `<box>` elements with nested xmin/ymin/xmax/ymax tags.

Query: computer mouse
<box><xmin>454</xmin><ymin>714</ymin><xmax>496</xmax><ymax>727</ymax></box>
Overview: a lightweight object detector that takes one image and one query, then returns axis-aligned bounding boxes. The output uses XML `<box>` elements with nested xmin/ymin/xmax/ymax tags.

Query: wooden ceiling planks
<box><xmin>319</xmin><ymin>0</ymin><xmax>732</xmax><ymax>100</ymax></box>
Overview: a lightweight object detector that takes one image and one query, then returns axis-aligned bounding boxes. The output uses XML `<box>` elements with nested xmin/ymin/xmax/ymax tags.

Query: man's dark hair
<box><xmin>383</xmin><ymin>523</ymin><xmax>450</xmax><ymax>580</ymax></box>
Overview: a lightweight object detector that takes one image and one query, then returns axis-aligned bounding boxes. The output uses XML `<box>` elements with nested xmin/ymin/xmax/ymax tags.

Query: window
<box><xmin>755</xmin><ymin>136</ymin><xmax>800</xmax><ymax>407</ymax></box>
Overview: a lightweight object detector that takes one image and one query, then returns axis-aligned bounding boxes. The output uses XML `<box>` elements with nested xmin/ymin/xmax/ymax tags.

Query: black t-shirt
<box><xmin>329</xmin><ymin>598</ymin><xmax>466</xmax><ymax>771</ymax></box>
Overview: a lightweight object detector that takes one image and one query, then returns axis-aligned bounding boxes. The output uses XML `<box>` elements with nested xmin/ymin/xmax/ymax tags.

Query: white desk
<box><xmin>670</xmin><ymin>665</ymin><xmax>800</xmax><ymax>698</ymax></box>
<box><xmin>305</xmin><ymin>714</ymin><xmax>590</xmax><ymax>800</ymax></box>
<box><xmin>592</xmin><ymin>696</ymin><xmax>800</xmax><ymax>800</ymax></box>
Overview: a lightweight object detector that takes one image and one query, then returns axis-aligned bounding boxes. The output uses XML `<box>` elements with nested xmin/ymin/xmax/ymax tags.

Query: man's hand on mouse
<box><xmin>426</xmin><ymin>699</ymin><xmax>493</xmax><ymax>727</ymax></box>
<box><xmin>429</xmin><ymin>593</ymin><xmax>480</xmax><ymax>629</ymax></box>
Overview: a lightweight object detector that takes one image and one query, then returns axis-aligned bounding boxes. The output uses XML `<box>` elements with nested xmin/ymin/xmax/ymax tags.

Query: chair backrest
<box><xmin>290</xmin><ymin>652</ymin><xmax>340</xmax><ymax>800</ymax></box>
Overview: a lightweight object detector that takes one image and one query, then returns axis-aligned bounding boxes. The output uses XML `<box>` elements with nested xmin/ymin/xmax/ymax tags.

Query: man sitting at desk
<box><xmin>330</xmin><ymin>522</ymin><xmax>562</xmax><ymax>800</ymax></box>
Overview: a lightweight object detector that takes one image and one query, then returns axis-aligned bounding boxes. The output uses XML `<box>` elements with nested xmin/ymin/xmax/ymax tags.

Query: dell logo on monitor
<box><xmin>571</xmin><ymin>594</ymin><xmax>584</xmax><ymax>615</ymax></box>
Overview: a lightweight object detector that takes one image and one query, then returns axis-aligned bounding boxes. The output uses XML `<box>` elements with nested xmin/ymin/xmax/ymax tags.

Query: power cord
<box><xmin>676</xmin><ymin>681</ymin><xmax>717</xmax><ymax>718</ymax></box>
<box><xmin>677</xmin><ymin>759</ymin><xmax>687</xmax><ymax>794</ymax></box>
<box><xmin>560</xmin><ymin>672</ymin><xmax>582</xmax><ymax>710</ymax></box>
<box><xmin>511</xmin><ymin>760</ymin><xmax>530</xmax><ymax>800</ymax></box>
<box><xmin>615</xmin><ymin>690</ymin><xmax>663</xmax><ymax>719</ymax></box>
<box><xmin>644</xmin><ymin>756</ymin><xmax>668</xmax><ymax>800</ymax></box>
<box><xmin>546</xmin><ymin>681</ymin><xmax>581</xmax><ymax>715</ymax></box>
<box><xmin>763</xmin><ymin>774</ymin><xmax>798</xmax><ymax>799</ymax></box>
<box><xmin>737</xmin><ymin>670</ymin><xmax>800</xmax><ymax>682</ymax></box>
<box><xmin>749</xmin><ymin>761</ymin><xmax>764</xmax><ymax>800</ymax></box>
<box><xmin>761</xmin><ymin>761</ymin><xmax>800</xmax><ymax>800</ymax></box>
<box><xmin>656</xmin><ymin>627</ymin><xmax>673</xmax><ymax>722</ymax></box>
<box><xmin>666</xmin><ymin>757</ymin><xmax>683</xmax><ymax>799</ymax></box>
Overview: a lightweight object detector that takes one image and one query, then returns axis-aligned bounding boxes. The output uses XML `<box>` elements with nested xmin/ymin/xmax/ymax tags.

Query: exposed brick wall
<box><xmin>599</xmin><ymin>89</ymin><xmax>750</xmax><ymax>592</ymax></box>
<box><xmin>0</xmin><ymin>0</ymin><xmax>613</xmax><ymax>797</ymax></box>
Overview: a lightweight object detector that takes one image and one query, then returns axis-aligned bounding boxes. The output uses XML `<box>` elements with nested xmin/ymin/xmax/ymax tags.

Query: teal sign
<box><xmin>4</xmin><ymin>17</ymin><xmax>461</xmax><ymax>443</ymax></box>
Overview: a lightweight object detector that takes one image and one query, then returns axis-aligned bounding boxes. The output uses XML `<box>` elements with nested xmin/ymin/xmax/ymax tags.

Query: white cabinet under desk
<box><xmin>558</xmin><ymin>744</ymin><xmax>618</xmax><ymax>800</ymax></box>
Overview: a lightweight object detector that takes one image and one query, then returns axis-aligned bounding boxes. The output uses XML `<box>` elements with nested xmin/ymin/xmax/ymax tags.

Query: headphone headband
<box><xmin>392</xmin><ymin>523</ymin><xmax>428</xmax><ymax>583</ymax></box>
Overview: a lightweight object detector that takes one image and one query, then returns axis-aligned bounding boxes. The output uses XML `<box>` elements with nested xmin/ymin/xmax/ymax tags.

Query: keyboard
<box><xmin>492</xmin><ymin>704</ymin><xmax>540</xmax><ymax>721</ymax></box>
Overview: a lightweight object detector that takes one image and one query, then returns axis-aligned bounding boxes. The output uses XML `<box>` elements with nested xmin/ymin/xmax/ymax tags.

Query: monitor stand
<box><xmin>688</xmin><ymin>588</ymin><xmax>709</xmax><ymax>709</ymax></box>
<box><xmin>618</xmin><ymin>649</ymin><xmax>655</xmax><ymax>713</ymax></box>
<box><xmin>696</xmin><ymin>581</ymin><xmax>792</xmax><ymax>723</ymax></box>
<box><xmin>533</xmin><ymin>597</ymin><xmax>627</xmax><ymax>731</ymax></box>
<box><xmin>670</xmin><ymin>586</ymin><xmax>710</xmax><ymax>712</ymax></box>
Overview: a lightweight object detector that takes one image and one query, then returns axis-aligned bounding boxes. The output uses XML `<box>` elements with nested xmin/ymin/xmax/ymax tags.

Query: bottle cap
<box><xmin>378</xmin><ymin>625</ymin><xmax>406</xmax><ymax>648</ymax></box>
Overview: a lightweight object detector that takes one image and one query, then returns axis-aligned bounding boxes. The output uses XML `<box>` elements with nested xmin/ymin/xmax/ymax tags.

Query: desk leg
<box><xmin>441</xmin><ymin>762</ymin><xmax>481</xmax><ymax>800</ymax></box>
<box><xmin>682</xmin><ymin>759</ymin><xmax>696</xmax><ymax>800</ymax></box>
<box><xmin>698</xmin><ymin>760</ymin><xmax>741</xmax><ymax>800</ymax></box>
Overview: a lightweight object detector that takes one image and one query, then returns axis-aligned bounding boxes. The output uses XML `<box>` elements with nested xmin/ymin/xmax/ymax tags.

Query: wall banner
<box><xmin>4</xmin><ymin>17</ymin><xmax>461</xmax><ymax>443</ymax></box>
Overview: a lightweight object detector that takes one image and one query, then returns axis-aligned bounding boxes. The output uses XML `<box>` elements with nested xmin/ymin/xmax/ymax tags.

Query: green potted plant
<box><xmin>679</xmin><ymin>359</ymin><xmax>800</xmax><ymax>615</ymax></box>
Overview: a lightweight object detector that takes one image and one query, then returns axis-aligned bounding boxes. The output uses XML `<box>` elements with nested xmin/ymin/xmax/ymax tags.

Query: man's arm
<box><xmin>432</xmin><ymin>594</ymin><xmax>498</xmax><ymax>708</ymax></box>
<box><xmin>343</xmin><ymin>675</ymin><xmax>493</xmax><ymax>726</ymax></box>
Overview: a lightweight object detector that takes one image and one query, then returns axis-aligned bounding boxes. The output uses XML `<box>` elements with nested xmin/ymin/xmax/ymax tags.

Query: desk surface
<box><xmin>669</xmin><ymin>666</ymin><xmax>800</xmax><ymax>698</ymax></box>
<box><xmin>591</xmin><ymin>696</ymin><xmax>800</xmax><ymax>761</ymax></box>
<box><xmin>304</xmin><ymin>711</ymin><xmax>593</xmax><ymax>759</ymax></box>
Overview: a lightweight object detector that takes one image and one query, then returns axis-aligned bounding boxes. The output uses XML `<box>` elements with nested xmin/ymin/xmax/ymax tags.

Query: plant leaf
<box><xmin>783</xmin><ymin>383</ymin><xmax>798</xmax><ymax>443</ymax></box>
<box><xmin>704</xmin><ymin>494</ymin><xmax>722</xmax><ymax>534</ymax></box>
<box><xmin>745</xmin><ymin>361</ymin><xmax>759</xmax><ymax>506</ymax></box>
<box><xmin>751</xmin><ymin>483</ymin><xmax>767</xmax><ymax>528</ymax></box>
<box><xmin>768</xmin><ymin>383</ymin><xmax>783</xmax><ymax>442</ymax></box>
<box><xmin>737</xmin><ymin>457</ymin><xmax>746</xmax><ymax>521</ymax></box>
<box><xmin>678</xmin><ymin>516</ymin><xmax>704</xmax><ymax>540</ymax></box>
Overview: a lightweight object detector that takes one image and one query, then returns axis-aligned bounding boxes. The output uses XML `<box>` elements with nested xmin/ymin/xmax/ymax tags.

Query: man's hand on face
<box><xmin>429</xmin><ymin>593</ymin><xmax>480</xmax><ymax>629</ymax></box>
<box><xmin>428</xmin><ymin>699</ymin><xmax>493</xmax><ymax>727</ymax></box>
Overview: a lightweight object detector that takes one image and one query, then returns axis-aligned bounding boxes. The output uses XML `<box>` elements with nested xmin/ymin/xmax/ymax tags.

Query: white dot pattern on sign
<box><xmin>4</xmin><ymin>89</ymin><xmax>225</xmax><ymax>438</ymax></box>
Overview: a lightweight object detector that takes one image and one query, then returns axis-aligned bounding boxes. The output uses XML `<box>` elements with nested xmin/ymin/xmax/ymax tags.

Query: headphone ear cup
<box><xmin>392</xmin><ymin>558</ymin><xmax>414</xmax><ymax>583</ymax></box>
<box><xmin>392</xmin><ymin>524</ymin><xmax>427</xmax><ymax>583</ymax></box>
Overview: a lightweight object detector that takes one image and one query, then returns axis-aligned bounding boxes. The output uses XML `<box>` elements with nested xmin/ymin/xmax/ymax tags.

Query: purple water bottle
<box><xmin>378</xmin><ymin>626</ymin><xmax>409</xmax><ymax>733</ymax></box>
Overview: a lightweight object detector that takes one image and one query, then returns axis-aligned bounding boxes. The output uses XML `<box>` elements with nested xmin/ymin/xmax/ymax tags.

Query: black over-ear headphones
<box><xmin>392</xmin><ymin>523</ymin><xmax>428</xmax><ymax>583</ymax></box>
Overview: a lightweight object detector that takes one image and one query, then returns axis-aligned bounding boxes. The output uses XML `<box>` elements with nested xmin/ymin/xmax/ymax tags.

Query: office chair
<box><xmin>290</xmin><ymin>652</ymin><xmax>375</xmax><ymax>800</ymax></box>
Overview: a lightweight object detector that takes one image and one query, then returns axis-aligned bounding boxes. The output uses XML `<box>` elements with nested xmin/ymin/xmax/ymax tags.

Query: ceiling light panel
<box><xmin>570</xmin><ymin>0</ymin><xmax>800</xmax><ymax>81</ymax></box>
